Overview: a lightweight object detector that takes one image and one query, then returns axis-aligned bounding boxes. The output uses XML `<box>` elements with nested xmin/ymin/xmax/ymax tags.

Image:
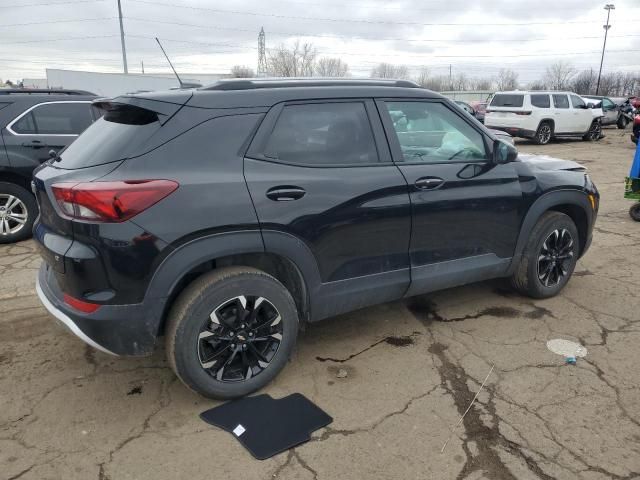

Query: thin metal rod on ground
<box><xmin>440</xmin><ymin>364</ymin><xmax>495</xmax><ymax>453</ymax></box>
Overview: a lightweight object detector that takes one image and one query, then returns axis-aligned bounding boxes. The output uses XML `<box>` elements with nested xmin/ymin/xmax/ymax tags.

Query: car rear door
<box><xmin>376</xmin><ymin>98</ymin><xmax>524</xmax><ymax>296</ymax></box>
<box><xmin>551</xmin><ymin>94</ymin><xmax>571</xmax><ymax>133</ymax></box>
<box><xmin>3</xmin><ymin>101</ymin><xmax>94</xmax><ymax>167</ymax></box>
<box><xmin>244</xmin><ymin>99</ymin><xmax>412</xmax><ymax>320</ymax></box>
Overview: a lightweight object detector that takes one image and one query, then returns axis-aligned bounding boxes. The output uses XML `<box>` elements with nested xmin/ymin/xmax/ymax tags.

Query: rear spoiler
<box><xmin>93</xmin><ymin>90</ymin><xmax>192</xmax><ymax>125</ymax></box>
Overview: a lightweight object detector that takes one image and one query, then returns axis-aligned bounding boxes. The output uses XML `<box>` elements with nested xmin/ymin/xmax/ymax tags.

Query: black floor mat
<box><xmin>200</xmin><ymin>393</ymin><xmax>332</xmax><ymax>460</ymax></box>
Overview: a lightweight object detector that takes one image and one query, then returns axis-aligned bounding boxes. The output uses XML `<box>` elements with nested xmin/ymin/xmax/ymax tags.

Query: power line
<box><xmin>127</xmin><ymin>0</ymin><xmax>639</xmax><ymax>26</ymax></box>
<box><xmin>0</xmin><ymin>0</ymin><xmax>105</xmax><ymax>8</ymax></box>
<box><xmin>123</xmin><ymin>16</ymin><xmax>640</xmax><ymax>44</ymax></box>
<box><xmin>0</xmin><ymin>17</ymin><xmax>116</xmax><ymax>28</ymax></box>
<box><xmin>0</xmin><ymin>34</ymin><xmax>119</xmax><ymax>44</ymax></box>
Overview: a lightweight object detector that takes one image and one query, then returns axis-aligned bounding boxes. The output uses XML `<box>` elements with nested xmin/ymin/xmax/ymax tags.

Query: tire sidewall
<box><xmin>171</xmin><ymin>273</ymin><xmax>299</xmax><ymax>399</ymax></box>
<box><xmin>526</xmin><ymin>216</ymin><xmax>580</xmax><ymax>298</ymax></box>
<box><xmin>535</xmin><ymin>122</ymin><xmax>552</xmax><ymax>145</ymax></box>
<box><xmin>0</xmin><ymin>182</ymin><xmax>37</xmax><ymax>244</ymax></box>
<box><xmin>630</xmin><ymin>204</ymin><xmax>640</xmax><ymax>222</ymax></box>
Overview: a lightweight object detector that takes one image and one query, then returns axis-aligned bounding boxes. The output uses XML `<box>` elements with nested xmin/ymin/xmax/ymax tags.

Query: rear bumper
<box><xmin>36</xmin><ymin>263</ymin><xmax>161</xmax><ymax>356</ymax></box>
<box><xmin>486</xmin><ymin>126</ymin><xmax>536</xmax><ymax>138</ymax></box>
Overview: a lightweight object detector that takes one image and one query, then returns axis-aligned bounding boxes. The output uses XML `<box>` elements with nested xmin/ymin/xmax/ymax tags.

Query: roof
<box><xmin>202</xmin><ymin>78</ymin><xmax>421</xmax><ymax>91</ymax></box>
<box><xmin>494</xmin><ymin>90</ymin><xmax>576</xmax><ymax>95</ymax></box>
<box><xmin>0</xmin><ymin>88</ymin><xmax>96</xmax><ymax>96</ymax></box>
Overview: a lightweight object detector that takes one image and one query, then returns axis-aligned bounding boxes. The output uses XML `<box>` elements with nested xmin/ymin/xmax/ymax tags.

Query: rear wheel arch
<box><xmin>147</xmin><ymin>232</ymin><xmax>315</xmax><ymax>337</ymax></box>
<box><xmin>0</xmin><ymin>171</ymin><xmax>32</xmax><ymax>192</ymax></box>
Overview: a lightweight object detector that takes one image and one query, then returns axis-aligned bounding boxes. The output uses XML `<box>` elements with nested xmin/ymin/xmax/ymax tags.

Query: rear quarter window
<box><xmin>490</xmin><ymin>94</ymin><xmax>524</xmax><ymax>108</ymax></box>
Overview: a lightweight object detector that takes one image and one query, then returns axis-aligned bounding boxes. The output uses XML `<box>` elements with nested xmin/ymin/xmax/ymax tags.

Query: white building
<box><xmin>45</xmin><ymin>69</ymin><xmax>230</xmax><ymax>97</ymax></box>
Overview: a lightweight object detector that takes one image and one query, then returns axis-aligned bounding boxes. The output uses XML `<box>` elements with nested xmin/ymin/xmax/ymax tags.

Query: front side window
<box><xmin>531</xmin><ymin>94</ymin><xmax>550</xmax><ymax>108</ymax></box>
<box><xmin>263</xmin><ymin>102</ymin><xmax>379</xmax><ymax>166</ymax></box>
<box><xmin>11</xmin><ymin>102</ymin><xmax>93</xmax><ymax>135</ymax></box>
<box><xmin>553</xmin><ymin>95</ymin><xmax>570</xmax><ymax>109</ymax></box>
<box><xmin>384</xmin><ymin>101</ymin><xmax>487</xmax><ymax>163</ymax></box>
<box><xmin>602</xmin><ymin>98</ymin><xmax>615</xmax><ymax>109</ymax></box>
<box><xmin>570</xmin><ymin>95</ymin><xmax>586</xmax><ymax>109</ymax></box>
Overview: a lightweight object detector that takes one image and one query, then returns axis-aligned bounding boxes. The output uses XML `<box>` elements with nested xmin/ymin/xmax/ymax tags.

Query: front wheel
<box><xmin>630</xmin><ymin>203</ymin><xmax>640</xmax><ymax>222</ymax></box>
<box><xmin>510</xmin><ymin>212</ymin><xmax>580</xmax><ymax>299</ymax></box>
<box><xmin>0</xmin><ymin>182</ymin><xmax>37</xmax><ymax>244</ymax></box>
<box><xmin>166</xmin><ymin>267</ymin><xmax>299</xmax><ymax>399</ymax></box>
<box><xmin>583</xmin><ymin>121</ymin><xmax>602</xmax><ymax>141</ymax></box>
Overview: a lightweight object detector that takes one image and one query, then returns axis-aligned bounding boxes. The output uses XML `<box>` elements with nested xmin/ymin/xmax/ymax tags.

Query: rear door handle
<box><xmin>21</xmin><ymin>140</ymin><xmax>47</xmax><ymax>149</ymax></box>
<box><xmin>414</xmin><ymin>177</ymin><xmax>444</xmax><ymax>190</ymax></box>
<box><xmin>266</xmin><ymin>186</ymin><xmax>306</xmax><ymax>201</ymax></box>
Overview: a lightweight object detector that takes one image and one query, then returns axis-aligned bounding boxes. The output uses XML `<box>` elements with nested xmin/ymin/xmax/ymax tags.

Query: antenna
<box><xmin>155</xmin><ymin>37</ymin><xmax>184</xmax><ymax>87</ymax></box>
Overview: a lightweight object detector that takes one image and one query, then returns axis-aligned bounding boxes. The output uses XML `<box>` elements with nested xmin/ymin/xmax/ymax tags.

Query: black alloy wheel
<box><xmin>536</xmin><ymin>228</ymin><xmax>575</xmax><ymax>288</ymax></box>
<box><xmin>198</xmin><ymin>295</ymin><xmax>283</xmax><ymax>382</ymax></box>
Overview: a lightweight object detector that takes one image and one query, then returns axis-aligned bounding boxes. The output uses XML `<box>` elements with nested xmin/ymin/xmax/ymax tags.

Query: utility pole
<box><xmin>449</xmin><ymin>64</ymin><xmax>452</xmax><ymax>90</ymax></box>
<box><xmin>117</xmin><ymin>0</ymin><xmax>128</xmax><ymax>74</ymax></box>
<box><xmin>596</xmin><ymin>3</ymin><xmax>615</xmax><ymax>95</ymax></box>
<box><xmin>257</xmin><ymin>27</ymin><xmax>267</xmax><ymax>77</ymax></box>
<box><xmin>141</xmin><ymin>60</ymin><xmax>144</xmax><ymax>74</ymax></box>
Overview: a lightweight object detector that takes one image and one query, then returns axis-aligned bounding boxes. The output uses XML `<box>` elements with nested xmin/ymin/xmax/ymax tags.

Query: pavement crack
<box><xmin>315</xmin><ymin>332</ymin><xmax>420</xmax><ymax>363</ymax></box>
<box><xmin>293</xmin><ymin>450</ymin><xmax>318</xmax><ymax>480</ymax></box>
<box><xmin>8</xmin><ymin>465</ymin><xmax>35</xmax><ymax>480</ymax></box>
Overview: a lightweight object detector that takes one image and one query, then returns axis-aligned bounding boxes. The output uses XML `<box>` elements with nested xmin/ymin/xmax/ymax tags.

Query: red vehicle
<box><xmin>632</xmin><ymin>113</ymin><xmax>640</xmax><ymax>145</ymax></box>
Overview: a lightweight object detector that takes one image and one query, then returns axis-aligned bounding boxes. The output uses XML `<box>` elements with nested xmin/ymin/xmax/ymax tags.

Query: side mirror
<box><xmin>493</xmin><ymin>139</ymin><xmax>518</xmax><ymax>164</ymax></box>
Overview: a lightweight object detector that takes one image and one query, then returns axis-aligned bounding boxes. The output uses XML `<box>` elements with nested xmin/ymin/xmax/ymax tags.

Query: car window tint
<box><xmin>30</xmin><ymin>103</ymin><xmax>93</xmax><ymax>135</ymax></box>
<box><xmin>384</xmin><ymin>101</ymin><xmax>487</xmax><ymax>163</ymax></box>
<box><xmin>570</xmin><ymin>95</ymin><xmax>586</xmax><ymax>109</ymax></box>
<box><xmin>553</xmin><ymin>95</ymin><xmax>569</xmax><ymax>109</ymax></box>
<box><xmin>490</xmin><ymin>94</ymin><xmax>524</xmax><ymax>107</ymax></box>
<box><xmin>530</xmin><ymin>94</ymin><xmax>550</xmax><ymax>108</ymax></box>
<box><xmin>263</xmin><ymin>102</ymin><xmax>379</xmax><ymax>165</ymax></box>
<box><xmin>11</xmin><ymin>111</ymin><xmax>37</xmax><ymax>134</ymax></box>
<box><xmin>603</xmin><ymin>98</ymin><xmax>614</xmax><ymax>108</ymax></box>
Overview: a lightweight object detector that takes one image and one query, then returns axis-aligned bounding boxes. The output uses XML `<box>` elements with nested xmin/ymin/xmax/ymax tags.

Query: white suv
<box><xmin>485</xmin><ymin>91</ymin><xmax>601</xmax><ymax>145</ymax></box>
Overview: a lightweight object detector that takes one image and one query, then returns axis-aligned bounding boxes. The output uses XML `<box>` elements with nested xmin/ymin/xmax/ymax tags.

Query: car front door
<box><xmin>552</xmin><ymin>94</ymin><xmax>571</xmax><ymax>133</ymax></box>
<box><xmin>601</xmin><ymin>97</ymin><xmax>618</xmax><ymax>125</ymax></box>
<box><xmin>569</xmin><ymin>94</ymin><xmax>593</xmax><ymax>132</ymax></box>
<box><xmin>244</xmin><ymin>99</ymin><xmax>412</xmax><ymax>320</ymax></box>
<box><xmin>376</xmin><ymin>99</ymin><xmax>524</xmax><ymax>296</ymax></box>
<box><xmin>2</xmin><ymin>101</ymin><xmax>94</xmax><ymax>168</ymax></box>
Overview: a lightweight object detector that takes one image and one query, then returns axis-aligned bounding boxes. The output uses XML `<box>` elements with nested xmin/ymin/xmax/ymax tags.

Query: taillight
<box><xmin>515</xmin><ymin>111</ymin><xmax>532</xmax><ymax>116</ymax></box>
<box><xmin>63</xmin><ymin>293</ymin><xmax>101</xmax><ymax>313</ymax></box>
<box><xmin>51</xmin><ymin>180</ymin><xmax>178</xmax><ymax>223</ymax></box>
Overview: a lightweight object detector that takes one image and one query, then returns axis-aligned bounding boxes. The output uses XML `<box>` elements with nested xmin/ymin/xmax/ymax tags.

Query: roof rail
<box><xmin>0</xmin><ymin>88</ymin><xmax>96</xmax><ymax>96</ymax></box>
<box><xmin>202</xmin><ymin>78</ymin><xmax>420</xmax><ymax>91</ymax></box>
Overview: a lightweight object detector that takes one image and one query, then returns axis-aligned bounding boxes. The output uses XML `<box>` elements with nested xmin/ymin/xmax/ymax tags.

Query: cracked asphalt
<box><xmin>2</xmin><ymin>129</ymin><xmax>639</xmax><ymax>480</ymax></box>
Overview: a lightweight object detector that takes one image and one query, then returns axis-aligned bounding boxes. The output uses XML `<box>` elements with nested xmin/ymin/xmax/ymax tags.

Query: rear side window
<box><xmin>530</xmin><ymin>94</ymin><xmax>550</xmax><ymax>108</ymax></box>
<box><xmin>263</xmin><ymin>102</ymin><xmax>379</xmax><ymax>166</ymax></box>
<box><xmin>10</xmin><ymin>102</ymin><xmax>93</xmax><ymax>135</ymax></box>
<box><xmin>553</xmin><ymin>95</ymin><xmax>569</xmax><ymax>109</ymax></box>
<box><xmin>57</xmin><ymin>105</ymin><xmax>160</xmax><ymax>169</ymax></box>
<box><xmin>490</xmin><ymin>94</ymin><xmax>524</xmax><ymax>108</ymax></box>
<box><xmin>570</xmin><ymin>95</ymin><xmax>586</xmax><ymax>109</ymax></box>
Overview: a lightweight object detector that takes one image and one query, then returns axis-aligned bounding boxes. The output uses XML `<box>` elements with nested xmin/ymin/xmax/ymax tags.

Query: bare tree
<box><xmin>370</xmin><ymin>63</ymin><xmax>410</xmax><ymax>79</ymax></box>
<box><xmin>451</xmin><ymin>73</ymin><xmax>470</xmax><ymax>91</ymax></box>
<box><xmin>528</xmin><ymin>79</ymin><xmax>547</xmax><ymax>91</ymax></box>
<box><xmin>472</xmin><ymin>77</ymin><xmax>494</xmax><ymax>91</ymax></box>
<box><xmin>571</xmin><ymin>69</ymin><xmax>597</xmax><ymax>95</ymax></box>
<box><xmin>267</xmin><ymin>41</ymin><xmax>317</xmax><ymax>77</ymax></box>
<box><xmin>315</xmin><ymin>57</ymin><xmax>349</xmax><ymax>77</ymax></box>
<box><xmin>543</xmin><ymin>61</ymin><xmax>575</xmax><ymax>91</ymax></box>
<box><xmin>230</xmin><ymin>65</ymin><xmax>255</xmax><ymax>78</ymax></box>
<box><xmin>414</xmin><ymin>68</ymin><xmax>430</xmax><ymax>88</ymax></box>
<box><xmin>422</xmin><ymin>75</ymin><xmax>449</xmax><ymax>92</ymax></box>
<box><xmin>495</xmin><ymin>69</ymin><xmax>519</xmax><ymax>91</ymax></box>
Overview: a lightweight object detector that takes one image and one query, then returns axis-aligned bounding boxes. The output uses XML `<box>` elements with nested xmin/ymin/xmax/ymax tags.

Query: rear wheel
<box><xmin>0</xmin><ymin>182</ymin><xmax>36</xmax><ymax>244</ymax></box>
<box><xmin>630</xmin><ymin>203</ymin><xmax>640</xmax><ymax>222</ymax></box>
<box><xmin>534</xmin><ymin>122</ymin><xmax>553</xmax><ymax>145</ymax></box>
<box><xmin>166</xmin><ymin>266</ymin><xmax>299</xmax><ymax>399</ymax></box>
<box><xmin>510</xmin><ymin>212</ymin><xmax>579</xmax><ymax>299</ymax></box>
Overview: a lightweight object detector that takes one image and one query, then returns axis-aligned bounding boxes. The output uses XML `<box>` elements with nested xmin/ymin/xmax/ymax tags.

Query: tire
<box><xmin>510</xmin><ymin>212</ymin><xmax>580</xmax><ymax>299</ymax></box>
<box><xmin>534</xmin><ymin>122</ymin><xmax>553</xmax><ymax>145</ymax></box>
<box><xmin>617</xmin><ymin>116</ymin><xmax>629</xmax><ymax>129</ymax></box>
<box><xmin>0</xmin><ymin>182</ymin><xmax>37</xmax><ymax>244</ymax></box>
<box><xmin>582</xmin><ymin>120</ymin><xmax>602</xmax><ymax>141</ymax></box>
<box><xmin>630</xmin><ymin>203</ymin><xmax>640</xmax><ymax>222</ymax></box>
<box><xmin>166</xmin><ymin>266</ymin><xmax>299</xmax><ymax>399</ymax></box>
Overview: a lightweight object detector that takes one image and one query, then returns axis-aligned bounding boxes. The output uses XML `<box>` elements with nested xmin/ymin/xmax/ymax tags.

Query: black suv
<box><xmin>0</xmin><ymin>89</ymin><xmax>98</xmax><ymax>243</ymax></box>
<box><xmin>33</xmin><ymin>79</ymin><xmax>599</xmax><ymax>399</ymax></box>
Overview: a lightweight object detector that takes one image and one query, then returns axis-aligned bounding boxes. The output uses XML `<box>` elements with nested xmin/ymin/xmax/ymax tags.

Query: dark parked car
<box><xmin>34</xmin><ymin>79</ymin><xmax>599</xmax><ymax>399</ymax></box>
<box><xmin>0</xmin><ymin>89</ymin><xmax>98</xmax><ymax>242</ymax></box>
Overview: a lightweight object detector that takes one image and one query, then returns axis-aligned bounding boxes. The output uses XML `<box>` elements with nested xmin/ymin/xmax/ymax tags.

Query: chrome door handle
<box><xmin>414</xmin><ymin>177</ymin><xmax>445</xmax><ymax>190</ymax></box>
<box><xmin>266</xmin><ymin>186</ymin><xmax>306</xmax><ymax>201</ymax></box>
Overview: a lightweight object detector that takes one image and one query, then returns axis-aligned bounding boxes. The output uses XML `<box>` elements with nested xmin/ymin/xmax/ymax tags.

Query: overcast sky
<box><xmin>1</xmin><ymin>0</ymin><xmax>639</xmax><ymax>84</ymax></box>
